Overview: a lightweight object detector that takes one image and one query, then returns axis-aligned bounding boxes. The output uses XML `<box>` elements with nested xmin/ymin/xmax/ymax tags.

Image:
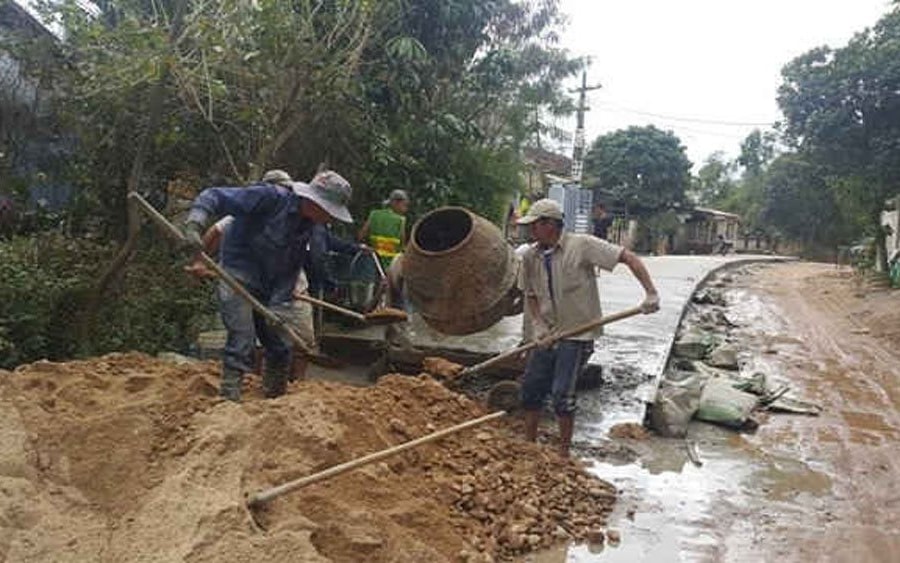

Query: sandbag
<box><xmin>695</xmin><ymin>378</ymin><xmax>758</xmax><ymax>428</ymax></box>
<box><xmin>647</xmin><ymin>370</ymin><xmax>705</xmax><ymax>438</ymax></box>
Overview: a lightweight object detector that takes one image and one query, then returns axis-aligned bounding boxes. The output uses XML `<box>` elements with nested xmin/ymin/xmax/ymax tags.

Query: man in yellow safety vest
<box><xmin>358</xmin><ymin>189</ymin><xmax>409</xmax><ymax>271</ymax></box>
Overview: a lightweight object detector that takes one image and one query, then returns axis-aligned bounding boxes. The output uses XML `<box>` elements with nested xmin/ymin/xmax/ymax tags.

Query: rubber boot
<box><xmin>263</xmin><ymin>363</ymin><xmax>288</xmax><ymax>399</ymax></box>
<box><xmin>220</xmin><ymin>368</ymin><xmax>243</xmax><ymax>402</ymax></box>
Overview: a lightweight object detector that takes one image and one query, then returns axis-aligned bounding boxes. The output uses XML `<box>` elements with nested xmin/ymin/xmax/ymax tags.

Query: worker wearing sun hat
<box><xmin>182</xmin><ymin>169</ymin><xmax>353</xmax><ymax>401</ymax></box>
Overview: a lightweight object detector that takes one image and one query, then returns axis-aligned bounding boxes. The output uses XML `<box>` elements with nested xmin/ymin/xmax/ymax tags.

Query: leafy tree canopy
<box><xmin>583</xmin><ymin>125</ymin><xmax>692</xmax><ymax>212</ymax></box>
<box><xmin>16</xmin><ymin>0</ymin><xmax>584</xmax><ymax>230</ymax></box>
<box><xmin>691</xmin><ymin>151</ymin><xmax>737</xmax><ymax>207</ymax></box>
<box><xmin>761</xmin><ymin>154</ymin><xmax>850</xmax><ymax>246</ymax></box>
<box><xmin>778</xmin><ymin>8</ymin><xmax>900</xmax><ymax>228</ymax></box>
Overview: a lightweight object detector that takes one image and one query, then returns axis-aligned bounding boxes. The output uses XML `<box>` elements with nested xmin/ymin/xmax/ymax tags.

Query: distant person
<box><xmin>516</xmin><ymin>198</ymin><xmax>660</xmax><ymax>458</ymax></box>
<box><xmin>182</xmin><ymin>169</ymin><xmax>353</xmax><ymax>401</ymax></box>
<box><xmin>516</xmin><ymin>195</ymin><xmax>533</xmax><ymax>241</ymax></box>
<box><xmin>592</xmin><ymin>202</ymin><xmax>613</xmax><ymax>240</ymax></box>
<box><xmin>715</xmin><ymin>234</ymin><xmax>733</xmax><ymax>255</ymax></box>
<box><xmin>358</xmin><ymin>189</ymin><xmax>409</xmax><ymax>272</ymax></box>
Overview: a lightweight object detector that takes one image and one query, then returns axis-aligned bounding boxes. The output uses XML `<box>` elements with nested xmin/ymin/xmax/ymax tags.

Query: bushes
<box><xmin>0</xmin><ymin>233</ymin><xmax>215</xmax><ymax>369</ymax></box>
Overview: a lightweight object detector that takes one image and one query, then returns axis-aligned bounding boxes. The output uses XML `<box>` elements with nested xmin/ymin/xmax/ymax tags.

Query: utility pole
<box><xmin>569</xmin><ymin>71</ymin><xmax>602</xmax><ymax>184</ymax></box>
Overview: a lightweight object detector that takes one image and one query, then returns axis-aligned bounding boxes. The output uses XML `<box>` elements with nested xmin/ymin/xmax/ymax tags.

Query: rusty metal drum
<box><xmin>403</xmin><ymin>207</ymin><xmax>518</xmax><ymax>335</ymax></box>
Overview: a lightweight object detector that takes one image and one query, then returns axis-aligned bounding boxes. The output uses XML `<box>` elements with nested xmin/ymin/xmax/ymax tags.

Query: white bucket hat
<box><xmin>292</xmin><ymin>170</ymin><xmax>353</xmax><ymax>223</ymax></box>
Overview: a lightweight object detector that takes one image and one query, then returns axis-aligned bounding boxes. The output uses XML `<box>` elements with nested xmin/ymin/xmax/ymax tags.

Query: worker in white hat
<box><xmin>516</xmin><ymin>198</ymin><xmax>660</xmax><ymax>457</ymax></box>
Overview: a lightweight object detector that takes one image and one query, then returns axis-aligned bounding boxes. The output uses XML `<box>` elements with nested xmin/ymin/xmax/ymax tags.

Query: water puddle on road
<box><xmin>532</xmin><ymin>266</ymin><xmax>838</xmax><ymax>562</ymax></box>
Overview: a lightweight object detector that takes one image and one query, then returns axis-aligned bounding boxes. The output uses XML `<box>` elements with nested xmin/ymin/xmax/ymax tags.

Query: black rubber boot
<box><xmin>220</xmin><ymin>368</ymin><xmax>243</xmax><ymax>402</ymax></box>
<box><xmin>262</xmin><ymin>363</ymin><xmax>288</xmax><ymax>399</ymax></box>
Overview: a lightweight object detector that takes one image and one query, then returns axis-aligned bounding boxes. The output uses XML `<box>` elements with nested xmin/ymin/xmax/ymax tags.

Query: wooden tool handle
<box><xmin>246</xmin><ymin>410</ymin><xmax>506</xmax><ymax>507</ymax></box>
<box><xmin>295</xmin><ymin>293</ymin><xmax>367</xmax><ymax>322</ymax></box>
<box><xmin>459</xmin><ymin>305</ymin><xmax>644</xmax><ymax>378</ymax></box>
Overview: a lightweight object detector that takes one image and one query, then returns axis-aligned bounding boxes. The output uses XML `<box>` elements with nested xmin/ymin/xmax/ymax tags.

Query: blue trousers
<box><xmin>219</xmin><ymin>282</ymin><xmax>292</xmax><ymax>373</ymax></box>
<box><xmin>521</xmin><ymin>340</ymin><xmax>594</xmax><ymax>415</ymax></box>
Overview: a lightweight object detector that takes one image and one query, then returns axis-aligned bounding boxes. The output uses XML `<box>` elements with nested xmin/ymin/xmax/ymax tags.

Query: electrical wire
<box><xmin>594</xmin><ymin>100</ymin><xmax>775</xmax><ymax>127</ymax></box>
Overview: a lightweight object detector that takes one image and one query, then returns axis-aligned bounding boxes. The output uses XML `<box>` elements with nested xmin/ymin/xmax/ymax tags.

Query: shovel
<box><xmin>295</xmin><ymin>293</ymin><xmax>407</xmax><ymax>325</ymax></box>
<box><xmin>130</xmin><ymin>192</ymin><xmax>318</xmax><ymax>355</ymax></box>
<box><xmin>463</xmin><ymin>306</ymin><xmax>645</xmax><ymax>411</ymax></box>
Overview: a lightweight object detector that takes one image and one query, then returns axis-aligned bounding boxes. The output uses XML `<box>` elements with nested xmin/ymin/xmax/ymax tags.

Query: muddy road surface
<box><xmin>550</xmin><ymin>261</ymin><xmax>900</xmax><ymax>562</ymax></box>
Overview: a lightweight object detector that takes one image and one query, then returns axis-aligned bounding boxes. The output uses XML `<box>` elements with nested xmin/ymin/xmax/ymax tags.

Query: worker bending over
<box><xmin>182</xmin><ymin>170</ymin><xmax>353</xmax><ymax>401</ymax></box>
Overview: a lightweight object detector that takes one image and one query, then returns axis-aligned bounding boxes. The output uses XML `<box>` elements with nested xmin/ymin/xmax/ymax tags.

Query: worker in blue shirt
<box><xmin>183</xmin><ymin>170</ymin><xmax>353</xmax><ymax>401</ymax></box>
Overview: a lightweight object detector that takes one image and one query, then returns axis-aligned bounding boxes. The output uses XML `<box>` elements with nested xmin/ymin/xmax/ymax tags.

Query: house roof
<box><xmin>523</xmin><ymin>147</ymin><xmax>573</xmax><ymax>176</ymax></box>
<box><xmin>693</xmin><ymin>206</ymin><xmax>741</xmax><ymax>221</ymax></box>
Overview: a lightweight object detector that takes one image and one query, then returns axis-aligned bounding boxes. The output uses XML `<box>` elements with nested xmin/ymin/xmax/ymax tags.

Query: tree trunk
<box><xmin>80</xmin><ymin>1</ymin><xmax>187</xmax><ymax>343</ymax></box>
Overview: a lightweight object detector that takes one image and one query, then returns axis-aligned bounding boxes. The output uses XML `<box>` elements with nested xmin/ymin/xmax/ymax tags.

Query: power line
<box><xmin>595</xmin><ymin>101</ymin><xmax>775</xmax><ymax>127</ymax></box>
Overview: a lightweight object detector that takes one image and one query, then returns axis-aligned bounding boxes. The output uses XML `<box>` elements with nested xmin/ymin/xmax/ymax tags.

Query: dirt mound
<box><xmin>0</xmin><ymin>353</ymin><xmax>615</xmax><ymax>562</ymax></box>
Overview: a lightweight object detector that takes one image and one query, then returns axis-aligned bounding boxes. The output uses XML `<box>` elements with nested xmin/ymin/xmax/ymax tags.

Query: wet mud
<box><xmin>549</xmin><ymin>262</ymin><xmax>900</xmax><ymax>562</ymax></box>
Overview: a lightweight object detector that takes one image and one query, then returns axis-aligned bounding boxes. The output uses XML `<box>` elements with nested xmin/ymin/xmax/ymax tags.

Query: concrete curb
<box><xmin>637</xmin><ymin>255</ymin><xmax>799</xmax><ymax>410</ymax></box>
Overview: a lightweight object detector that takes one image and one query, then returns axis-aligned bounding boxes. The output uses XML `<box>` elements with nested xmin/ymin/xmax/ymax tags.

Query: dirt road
<box><xmin>573</xmin><ymin>261</ymin><xmax>900</xmax><ymax>562</ymax></box>
<box><xmin>738</xmin><ymin>262</ymin><xmax>900</xmax><ymax>561</ymax></box>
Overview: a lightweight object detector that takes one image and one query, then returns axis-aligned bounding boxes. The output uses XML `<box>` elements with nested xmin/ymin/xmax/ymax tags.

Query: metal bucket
<box><xmin>404</xmin><ymin>207</ymin><xmax>518</xmax><ymax>335</ymax></box>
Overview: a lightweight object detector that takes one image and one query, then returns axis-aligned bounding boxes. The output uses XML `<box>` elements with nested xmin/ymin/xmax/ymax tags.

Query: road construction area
<box><xmin>1</xmin><ymin>259</ymin><xmax>898</xmax><ymax>562</ymax></box>
<box><xmin>558</xmin><ymin>261</ymin><xmax>900</xmax><ymax>562</ymax></box>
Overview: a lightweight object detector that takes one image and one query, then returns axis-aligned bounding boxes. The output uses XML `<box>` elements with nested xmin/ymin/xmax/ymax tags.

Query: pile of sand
<box><xmin>0</xmin><ymin>353</ymin><xmax>616</xmax><ymax>562</ymax></box>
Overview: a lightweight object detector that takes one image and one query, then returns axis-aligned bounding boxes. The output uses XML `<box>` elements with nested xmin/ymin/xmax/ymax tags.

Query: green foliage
<box><xmin>778</xmin><ymin>8</ymin><xmax>900</xmax><ymax>264</ymax></box>
<box><xmin>0</xmin><ymin>233</ymin><xmax>214</xmax><ymax>369</ymax></box>
<box><xmin>583</xmin><ymin>125</ymin><xmax>692</xmax><ymax>212</ymax></box>
<box><xmin>2</xmin><ymin>0</ymin><xmax>583</xmax><ymax>367</ymax></box>
<box><xmin>18</xmin><ymin>0</ymin><xmax>580</xmax><ymax>231</ymax></box>
<box><xmin>691</xmin><ymin>152</ymin><xmax>737</xmax><ymax>207</ymax></box>
<box><xmin>761</xmin><ymin>154</ymin><xmax>850</xmax><ymax>245</ymax></box>
<box><xmin>737</xmin><ymin>130</ymin><xmax>776</xmax><ymax>179</ymax></box>
<box><xmin>690</xmin><ymin>130</ymin><xmax>775</xmax><ymax>232</ymax></box>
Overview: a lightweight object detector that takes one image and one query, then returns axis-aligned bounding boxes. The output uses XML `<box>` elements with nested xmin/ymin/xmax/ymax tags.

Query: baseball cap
<box><xmin>517</xmin><ymin>198</ymin><xmax>563</xmax><ymax>224</ymax></box>
<box><xmin>390</xmin><ymin>189</ymin><xmax>409</xmax><ymax>201</ymax></box>
<box><xmin>292</xmin><ymin>170</ymin><xmax>353</xmax><ymax>223</ymax></box>
<box><xmin>383</xmin><ymin>189</ymin><xmax>409</xmax><ymax>205</ymax></box>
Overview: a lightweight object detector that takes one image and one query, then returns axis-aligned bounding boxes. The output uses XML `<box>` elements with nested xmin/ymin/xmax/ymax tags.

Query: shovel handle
<box><xmin>458</xmin><ymin>305</ymin><xmax>644</xmax><ymax>378</ymax></box>
<box><xmin>247</xmin><ymin>410</ymin><xmax>506</xmax><ymax>507</ymax></box>
<box><xmin>295</xmin><ymin>293</ymin><xmax>368</xmax><ymax>322</ymax></box>
<box><xmin>128</xmin><ymin>192</ymin><xmax>314</xmax><ymax>355</ymax></box>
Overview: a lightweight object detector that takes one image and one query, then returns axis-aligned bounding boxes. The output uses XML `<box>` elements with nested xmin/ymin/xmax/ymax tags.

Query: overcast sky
<box><xmin>556</xmin><ymin>0</ymin><xmax>893</xmax><ymax>169</ymax></box>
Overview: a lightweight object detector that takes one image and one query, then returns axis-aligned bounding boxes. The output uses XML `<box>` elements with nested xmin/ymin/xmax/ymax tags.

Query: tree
<box><xmin>25</xmin><ymin>0</ymin><xmax>582</xmax><ymax>227</ymax></box>
<box><xmin>778</xmin><ymin>8</ymin><xmax>900</xmax><ymax>270</ymax></box>
<box><xmin>761</xmin><ymin>153</ymin><xmax>849</xmax><ymax>247</ymax></box>
<box><xmin>737</xmin><ymin>129</ymin><xmax>776</xmax><ymax>179</ymax></box>
<box><xmin>721</xmin><ymin>129</ymin><xmax>778</xmax><ymax>228</ymax></box>
<box><xmin>692</xmin><ymin>151</ymin><xmax>737</xmax><ymax>206</ymax></box>
<box><xmin>583</xmin><ymin>125</ymin><xmax>692</xmax><ymax>212</ymax></box>
<box><xmin>353</xmin><ymin>0</ymin><xmax>584</xmax><ymax>219</ymax></box>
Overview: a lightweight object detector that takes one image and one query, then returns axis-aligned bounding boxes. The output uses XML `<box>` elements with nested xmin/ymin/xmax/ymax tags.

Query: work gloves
<box><xmin>641</xmin><ymin>292</ymin><xmax>660</xmax><ymax>314</ymax></box>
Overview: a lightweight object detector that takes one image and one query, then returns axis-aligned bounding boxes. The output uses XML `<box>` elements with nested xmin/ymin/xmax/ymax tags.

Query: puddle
<box><xmin>537</xmin><ymin>264</ymin><xmax>846</xmax><ymax>562</ymax></box>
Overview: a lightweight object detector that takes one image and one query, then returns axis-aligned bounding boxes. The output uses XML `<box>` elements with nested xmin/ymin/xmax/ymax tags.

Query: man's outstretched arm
<box><xmin>619</xmin><ymin>249</ymin><xmax>660</xmax><ymax>313</ymax></box>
